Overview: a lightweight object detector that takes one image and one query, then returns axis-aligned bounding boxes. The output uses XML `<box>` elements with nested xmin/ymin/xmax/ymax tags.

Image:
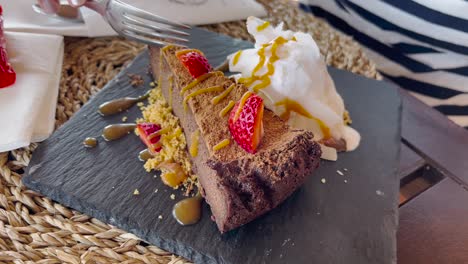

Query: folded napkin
<box><xmin>2</xmin><ymin>0</ymin><xmax>267</xmax><ymax>37</ymax></box>
<box><xmin>0</xmin><ymin>32</ymin><xmax>64</xmax><ymax>152</ymax></box>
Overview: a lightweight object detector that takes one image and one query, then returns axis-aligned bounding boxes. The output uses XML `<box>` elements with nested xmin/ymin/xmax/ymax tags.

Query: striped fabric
<box><xmin>299</xmin><ymin>0</ymin><xmax>468</xmax><ymax>129</ymax></box>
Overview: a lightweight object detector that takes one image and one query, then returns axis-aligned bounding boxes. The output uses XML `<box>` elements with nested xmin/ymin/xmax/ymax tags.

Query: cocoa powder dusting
<box><xmin>162</xmin><ymin>46</ymin><xmax>303</xmax><ymax>163</ymax></box>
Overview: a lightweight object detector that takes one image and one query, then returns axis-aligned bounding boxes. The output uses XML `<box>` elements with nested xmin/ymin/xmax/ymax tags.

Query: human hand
<box><xmin>38</xmin><ymin>0</ymin><xmax>89</xmax><ymax>14</ymax></box>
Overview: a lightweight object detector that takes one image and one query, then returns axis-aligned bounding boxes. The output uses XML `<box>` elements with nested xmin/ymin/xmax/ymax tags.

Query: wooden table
<box><xmin>398</xmin><ymin>89</ymin><xmax>468</xmax><ymax>264</ymax></box>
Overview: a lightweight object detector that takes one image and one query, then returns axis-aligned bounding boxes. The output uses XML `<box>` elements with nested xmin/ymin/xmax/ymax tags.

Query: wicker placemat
<box><xmin>0</xmin><ymin>1</ymin><xmax>379</xmax><ymax>263</ymax></box>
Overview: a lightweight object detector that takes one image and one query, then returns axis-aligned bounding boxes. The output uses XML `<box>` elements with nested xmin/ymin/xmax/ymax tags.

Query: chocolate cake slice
<box><xmin>149</xmin><ymin>46</ymin><xmax>322</xmax><ymax>233</ymax></box>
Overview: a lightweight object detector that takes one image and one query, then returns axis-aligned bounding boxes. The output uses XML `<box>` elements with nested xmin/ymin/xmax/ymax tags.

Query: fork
<box><xmin>35</xmin><ymin>0</ymin><xmax>191</xmax><ymax>47</ymax></box>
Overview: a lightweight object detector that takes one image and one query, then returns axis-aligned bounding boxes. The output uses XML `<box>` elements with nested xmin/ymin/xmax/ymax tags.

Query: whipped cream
<box><xmin>228</xmin><ymin>17</ymin><xmax>360</xmax><ymax>160</ymax></box>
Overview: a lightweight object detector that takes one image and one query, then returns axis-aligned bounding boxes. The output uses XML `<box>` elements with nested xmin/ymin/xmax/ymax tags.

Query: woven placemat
<box><xmin>0</xmin><ymin>1</ymin><xmax>380</xmax><ymax>263</ymax></box>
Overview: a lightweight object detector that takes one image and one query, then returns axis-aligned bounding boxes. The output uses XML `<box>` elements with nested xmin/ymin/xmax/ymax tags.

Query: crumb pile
<box><xmin>138</xmin><ymin>84</ymin><xmax>197</xmax><ymax>194</ymax></box>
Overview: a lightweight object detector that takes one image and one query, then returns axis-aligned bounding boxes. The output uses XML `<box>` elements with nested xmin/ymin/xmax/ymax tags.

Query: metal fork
<box><xmin>34</xmin><ymin>0</ymin><xmax>191</xmax><ymax>47</ymax></box>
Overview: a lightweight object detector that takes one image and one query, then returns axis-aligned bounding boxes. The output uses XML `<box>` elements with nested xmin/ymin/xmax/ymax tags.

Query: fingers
<box><xmin>68</xmin><ymin>0</ymin><xmax>87</xmax><ymax>7</ymax></box>
<box><xmin>38</xmin><ymin>0</ymin><xmax>60</xmax><ymax>14</ymax></box>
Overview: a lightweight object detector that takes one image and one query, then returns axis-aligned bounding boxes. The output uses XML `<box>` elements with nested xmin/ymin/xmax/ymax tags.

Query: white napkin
<box><xmin>2</xmin><ymin>0</ymin><xmax>267</xmax><ymax>37</ymax></box>
<box><xmin>0</xmin><ymin>32</ymin><xmax>64</xmax><ymax>152</ymax></box>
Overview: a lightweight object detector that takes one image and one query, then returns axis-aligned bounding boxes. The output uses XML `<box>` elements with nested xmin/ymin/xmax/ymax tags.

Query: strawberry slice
<box><xmin>137</xmin><ymin>123</ymin><xmax>162</xmax><ymax>154</ymax></box>
<box><xmin>0</xmin><ymin>5</ymin><xmax>16</xmax><ymax>89</ymax></box>
<box><xmin>177</xmin><ymin>50</ymin><xmax>212</xmax><ymax>78</ymax></box>
<box><xmin>228</xmin><ymin>92</ymin><xmax>264</xmax><ymax>154</ymax></box>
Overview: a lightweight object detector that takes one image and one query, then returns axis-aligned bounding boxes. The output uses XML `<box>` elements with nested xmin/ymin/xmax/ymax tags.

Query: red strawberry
<box><xmin>229</xmin><ymin>92</ymin><xmax>264</xmax><ymax>154</ymax></box>
<box><xmin>137</xmin><ymin>123</ymin><xmax>162</xmax><ymax>154</ymax></box>
<box><xmin>0</xmin><ymin>5</ymin><xmax>16</xmax><ymax>89</ymax></box>
<box><xmin>177</xmin><ymin>50</ymin><xmax>212</xmax><ymax>78</ymax></box>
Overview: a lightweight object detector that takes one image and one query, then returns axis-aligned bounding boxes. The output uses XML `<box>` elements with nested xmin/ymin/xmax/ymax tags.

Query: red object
<box><xmin>228</xmin><ymin>93</ymin><xmax>264</xmax><ymax>153</ymax></box>
<box><xmin>137</xmin><ymin>123</ymin><xmax>162</xmax><ymax>154</ymax></box>
<box><xmin>0</xmin><ymin>5</ymin><xmax>16</xmax><ymax>89</ymax></box>
<box><xmin>177</xmin><ymin>51</ymin><xmax>212</xmax><ymax>78</ymax></box>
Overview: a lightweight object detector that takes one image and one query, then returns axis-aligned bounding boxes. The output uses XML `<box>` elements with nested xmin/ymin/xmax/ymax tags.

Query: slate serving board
<box><xmin>24</xmin><ymin>28</ymin><xmax>400</xmax><ymax>264</ymax></box>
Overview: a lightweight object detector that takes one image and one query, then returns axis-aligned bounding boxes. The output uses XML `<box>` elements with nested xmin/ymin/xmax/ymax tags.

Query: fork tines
<box><xmin>112</xmin><ymin>0</ymin><xmax>191</xmax><ymax>47</ymax></box>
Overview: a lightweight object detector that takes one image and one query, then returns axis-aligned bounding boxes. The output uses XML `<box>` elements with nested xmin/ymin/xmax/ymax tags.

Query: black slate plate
<box><xmin>24</xmin><ymin>28</ymin><xmax>400</xmax><ymax>264</ymax></box>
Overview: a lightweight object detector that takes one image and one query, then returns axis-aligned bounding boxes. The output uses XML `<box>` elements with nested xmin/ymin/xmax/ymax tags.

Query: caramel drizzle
<box><xmin>213</xmin><ymin>139</ymin><xmax>230</xmax><ymax>151</ymax></box>
<box><xmin>275</xmin><ymin>98</ymin><xmax>331</xmax><ymax>139</ymax></box>
<box><xmin>256</xmin><ymin>21</ymin><xmax>270</xmax><ymax>32</ymax></box>
<box><xmin>233</xmin><ymin>91</ymin><xmax>252</xmax><ymax>122</ymax></box>
<box><xmin>183</xmin><ymin>85</ymin><xmax>224</xmax><ymax>111</ymax></box>
<box><xmin>180</xmin><ymin>71</ymin><xmax>223</xmax><ymax>95</ymax></box>
<box><xmin>232</xmin><ymin>51</ymin><xmax>242</xmax><ymax>66</ymax></box>
<box><xmin>219</xmin><ymin>100</ymin><xmax>235</xmax><ymax>117</ymax></box>
<box><xmin>147</xmin><ymin>127</ymin><xmax>171</xmax><ymax>141</ymax></box>
<box><xmin>189</xmin><ymin>129</ymin><xmax>200</xmax><ymax>157</ymax></box>
<box><xmin>238</xmin><ymin>36</ymin><xmax>294</xmax><ymax>92</ymax></box>
<box><xmin>211</xmin><ymin>84</ymin><xmax>235</xmax><ymax>105</ymax></box>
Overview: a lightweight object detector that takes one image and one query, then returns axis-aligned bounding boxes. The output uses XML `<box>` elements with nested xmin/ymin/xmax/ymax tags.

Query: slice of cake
<box><xmin>149</xmin><ymin>45</ymin><xmax>321</xmax><ymax>233</ymax></box>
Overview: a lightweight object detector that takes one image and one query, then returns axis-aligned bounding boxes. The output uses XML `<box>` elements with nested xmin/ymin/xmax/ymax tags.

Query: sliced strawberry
<box><xmin>229</xmin><ymin>92</ymin><xmax>264</xmax><ymax>154</ymax></box>
<box><xmin>177</xmin><ymin>50</ymin><xmax>212</xmax><ymax>78</ymax></box>
<box><xmin>0</xmin><ymin>5</ymin><xmax>16</xmax><ymax>89</ymax></box>
<box><xmin>137</xmin><ymin>123</ymin><xmax>162</xmax><ymax>154</ymax></box>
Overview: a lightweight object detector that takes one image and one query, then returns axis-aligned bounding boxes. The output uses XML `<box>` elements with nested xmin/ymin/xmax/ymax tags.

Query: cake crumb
<box><xmin>140</xmin><ymin>88</ymin><xmax>196</xmax><ymax>193</ymax></box>
<box><xmin>158</xmin><ymin>215</ymin><xmax>163</xmax><ymax>219</ymax></box>
<box><xmin>320</xmin><ymin>178</ymin><xmax>326</xmax><ymax>184</ymax></box>
<box><xmin>150</xmin><ymin>82</ymin><xmax>156</xmax><ymax>87</ymax></box>
<box><xmin>133</xmin><ymin>189</ymin><xmax>140</xmax><ymax>195</ymax></box>
<box><xmin>122</xmin><ymin>116</ymin><xmax>128</xmax><ymax>122</ymax></box>
<box><xmin>128</xmin><ymin>74</ymin><xmax>144</xmax><ymax>87</ymax></box>
<box><xmin>337</xmin><ymin>170</ymin><xmax>344</xmax><ymax>176</ymax></box>
<box><xmin>170</xmin><ymin>194</ymin><xmax>175</xmax><ymax>200</ymax></box>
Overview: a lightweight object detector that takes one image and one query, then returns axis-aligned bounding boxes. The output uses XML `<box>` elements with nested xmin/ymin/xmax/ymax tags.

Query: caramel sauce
<box><xmin>239</xmin><ymin>36</ymin><xmax>292</xmax><ymax>92</ymax></box>
<box><xmin>275</xmin><ymin>98</ymin><xmax>332</xmax><ymax>139</ymax></box>
<box><xmin>172</xmin><ymin>194</ymin><xmax>202</xmax><ymax>226</ymax></box>
<box><xmin>189</xmin><ymin>129</ymin><xmax>200</xmax><ymax>157</ymax></box>
<box><xmin>147</xmin><ymin>127</ymin><xmax>171</xmax><ymax>141</ymax></box>
<box><xmin>138</xmin><ymin>149</ymin><xmax>153</xmax><ymax>161</ymax></box>
<box><xmin>232</xmin><ymin>51</ymin><xmax>242</xmax><ymax>66</ymax></box>
<box><xmin>253</xmin><ymin>48</ymin><xmax>266</xmax><ymax>75</ymax></box>
<box><xmin>183</xmin><ymin>85</ymin><xmax>224</xmax><ymax>111</ymax></box>
<box><xmin>256</xmin><ymin>21</ymin><xmax>270</xmax><ymax>32</ymax></box>
<box><xmin>211</xmin><ymin>84</ymin><xmax>235</xmax><ymax>105</ymax></box>
<box><xmin>252</xmin><ymin>76</ymin><xmax>271</xmax><ymax>92</ymax></box>
<box><xmin>219</xmin><ymin>100</ymin><xmax>235</xmax><ymax>117</ymax></box>
<box><xmin>180</xmin><ymin>71</ymin><xmax>223</xmax><ymax>96</ymax></box>
<box><xmin>160</xmin><ymin>163</ymin><xmax>188</xmax><ymax>188</ymax></box>
<box><xmin>233</xmin><ymin>91</ymin><xmax>253</xmax><ymax>121</ymax></box>
<box><xmin>102</xmin><ymin>123</ymin><xmax>136</xmax><ymax>141</ymax></box>
<box><xmin>83</xmin><ymin>137</ymin><xmax>98</xmax><ymax>148</ymax></box>
<box><xmin>98</xmin><ymin>90</ymin><xmax>150</xmax><ymax>116</ymax></box>
<box><xmin>213</xmin><ymin>139</ymin><xmax>230</xmax><ymax>151</ymax></box>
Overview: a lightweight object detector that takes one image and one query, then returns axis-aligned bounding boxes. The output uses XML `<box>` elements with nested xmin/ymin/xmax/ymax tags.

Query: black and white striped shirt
<box><xmin>300</xmin><ymin>0</ymin><xmax>468</xmax><ymax>129</ymax></box>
